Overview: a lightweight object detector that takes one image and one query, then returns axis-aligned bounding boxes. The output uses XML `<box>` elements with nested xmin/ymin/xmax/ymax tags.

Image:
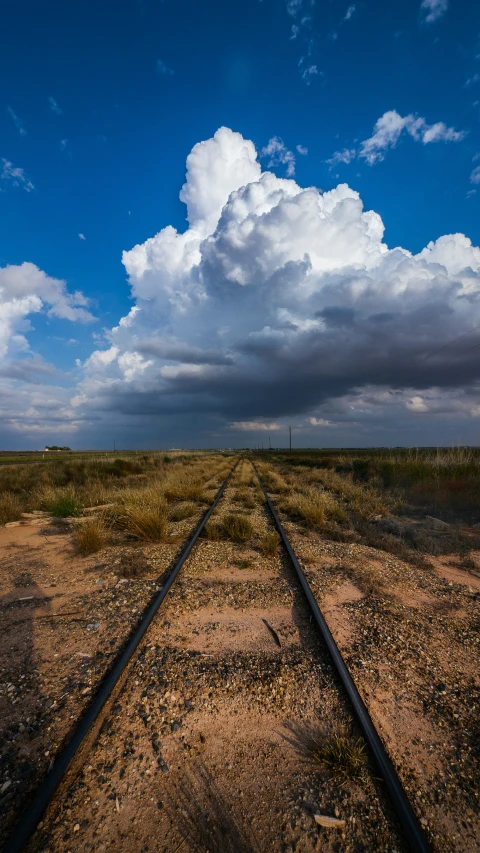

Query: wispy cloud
<box><xmin>343</xmin><ymin>4</ymin><xmax>356</xmax><ymax>21</ymax></box>
<box><xmin>261</xmin><ymin>136</ymin><xmax>296</xmax><ymax>176</ymax></box>
<box><xmin>78</xmin><ymin>233</ymin><xmax>86</xmax><ymax>240</ymax></box>
<box><xmin>298</xmin><ymin>59</ymin><xmax>319</xmax><ymax>84</ymax></box>
<box><xmin>359</xmin><ymin>110</ymin><xmax>465</xmax><ymax>164</ymax></box>
<box><xmin>60</xmin><ymin>138</ymin><xmax>68</xmax><ymax>151</ymax></box>
<box><xmin>7</xmin><ymin>107</ymin><xmax>26</xmax><ymax>136</ymax></box>
<box><xmin>465</xmin><ymin>72</ymin><xmax>480</xmax><ymax>87</ymax></box>
<box><xmin>327</xmin><ymin>110</ymin><xmax>465</xmax><ymax>168</ymax></box>
<box><xmin>48</xmin><ymin>96</ymin><xmax>62</xmax><ymax>115</ymax></box>
<box><xmin>296</xmin><ymin>144</ymin><xmax>308</xmax><ymax>155</ymax></box>
<box><xmin>471</xmin><ymin>166</ymin><xmax>480</xmax><ymax>185</ymax></box>
<box><xmin>420</xmin><ymin>0</ymin><xmax>448</xmax><ymax>23</ymax></box>
<box><xmin>1</xmin><ymin>158</ymin><xmax>34</xmax><ymax>192</ymax></box>
<box><xmin>326</xmin><ymin>147</ymin><xmax>356</xmax><ymax>168</ymax></box>
<box><xmin>156</xmin><ymin>58</ymin><xmax>173</xmax><ymax>75</ymax></box>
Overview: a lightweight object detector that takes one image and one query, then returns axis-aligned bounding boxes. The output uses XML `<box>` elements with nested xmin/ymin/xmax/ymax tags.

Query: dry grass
<box><xmin>74</xmin><ymin>518</ymin><xmax>107</xmax><ymax>555</ymax></box>
<box><xmin>311</xmin><ymin>731</ymin><xmax>367</xmax><ymax>786</ymax></box>
<box><xmin>206</xmin><ymin>513</ymin><xmax>255</xmax><ymax>543</ymax></box>
<box><xmin>108</xmin><ymin>487</ymin><xmax>168</xmax><ymax>541</ymax></box>
<box><xmin>0</xmin><ymin>492</ymin><xmax>24</xmax><ymax>525</ymax></box>
<box><xmin>222</xmin><ymin>513</ymin><xmax>254</xmax><ymax>543</ymax></box>
<box><xmin>164</xmin><ymin>478</ymin><xmax>210</xmax><ymax>503</ymax></box>
<box><xmin>204</xmin><ymin>520</ymin><xmax>223</xmax><ymax>541</ymax></box>
<box><xmin>233</xmin><ymin>488</ymin><xmax>256</xmax><ymax>509</ymax></box>
<box><xmin>280</xmin><ymin>489</ymin><xmax>329</xmax><ymax>528</ymax></box>
<box><xmin>258</xmin><ymin>531</ymin><xmax>281</xmax><ymax>556</ymax></box>
<box><xmin>169</xmin><ymin>501</ymin><xmax>198</xmax><ymax>522</ymax></box>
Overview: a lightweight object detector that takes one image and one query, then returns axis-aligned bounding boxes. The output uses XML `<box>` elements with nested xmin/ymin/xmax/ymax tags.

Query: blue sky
<box><xmin>1</xmin><ymin>0</ymin><xmax>480</xmax><ymax>448</ymax></box>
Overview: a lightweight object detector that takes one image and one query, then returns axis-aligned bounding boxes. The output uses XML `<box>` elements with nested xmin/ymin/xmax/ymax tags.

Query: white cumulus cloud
<box><xmin>68</xmin><ymin>126</ymin><xmax>480</xmax><ymax>448</ymax></box>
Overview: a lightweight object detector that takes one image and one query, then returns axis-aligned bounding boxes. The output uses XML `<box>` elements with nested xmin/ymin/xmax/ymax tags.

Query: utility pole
<box><xmin>289</xmin><ymin>426</ymin><xmax>292</xmax><ymax>452</ymax></box>
<box><xmin>113</xmin><ymin>439</ymin><xmax>116</xmax><ymax>453</ymax></box>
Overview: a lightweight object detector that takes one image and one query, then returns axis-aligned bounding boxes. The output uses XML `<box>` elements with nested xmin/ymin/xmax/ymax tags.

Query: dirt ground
<box><xmin>0</xmin><ymin>501</ymin><xmax>210</xmax><ymax>848</ymax></box>
<box><xmin>1</xmin><ymin>458</ymin><xmax>478</xmax><ymax>852</ymax></box>
<box><xmin>268</xmin><ymin>478</ymin><xmax>480</xmax><ymax>853</ymax></box>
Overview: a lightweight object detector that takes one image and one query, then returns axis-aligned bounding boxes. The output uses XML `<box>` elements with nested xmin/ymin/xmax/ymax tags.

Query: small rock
<box><xmin>314</xmin><ymin>814</ymin><xmax>346</xmax><ymax>829</ymax></box>
<box><xmin>73</xmin><ymin>824</ymin><xmax>80</xmax><ymax>833</ymax></box>
<box><xmin>425</xmin><ymin>516</ymin><xmax>449</xmax><ymax>530</ymax></box>
<box><xmin>1</xmin><ymin>780</ymin><xmax>12</xmax><ymax>794</ymax></box>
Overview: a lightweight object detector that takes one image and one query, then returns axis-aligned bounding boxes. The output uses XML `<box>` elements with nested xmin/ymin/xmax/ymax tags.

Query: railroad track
<box><xmin>3</xmin><ymin>460</ymin><xmax>430</xmax><ymax>853</ymax></box>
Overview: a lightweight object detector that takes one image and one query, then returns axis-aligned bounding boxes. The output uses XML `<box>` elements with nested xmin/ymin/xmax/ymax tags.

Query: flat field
<box><xmin>0</xmin><ymin>448</ymin><xmax>478</xmax><ymax>853</ymax></box>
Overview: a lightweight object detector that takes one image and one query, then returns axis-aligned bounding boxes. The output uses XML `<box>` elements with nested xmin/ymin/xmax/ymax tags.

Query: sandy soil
<box><xmin>0</xmin><ymin>500</ymin><xmax>211</xmax><ymax>847</ymax></box>
<box><xmin>23</xmin><ymin>462</ymin><xmax>405</xmax><ymax>853</ymax></box>
<box><xmin>272</xmin><ymin>486</ymin><xmax>480</xmax><ymax>853</ymax></box>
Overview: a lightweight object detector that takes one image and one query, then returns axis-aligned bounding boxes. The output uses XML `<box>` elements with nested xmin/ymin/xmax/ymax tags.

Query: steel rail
<box><xmin>253</xmin><ymin>464</ymin><xmax>431</xmax><ymax>853</ymax></box>
<box><xmin>2</xmin><ymin>463</ymin><xmax>237</xmax><ymax>853</ymax></box>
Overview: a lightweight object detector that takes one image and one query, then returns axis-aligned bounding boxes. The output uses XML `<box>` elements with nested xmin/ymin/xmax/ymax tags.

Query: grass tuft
<box><xmin>233</xmin><ymin>488</ymin><xmax>256</xmax><ymax>509</ymax></box>
<box><xmin>74</xmin><ymin>518</ymin><xmax>107</xmax><ymax>555</ymax></box>
<box><xmin>0</xmin><ymin>492</ymin><xmax>24</xmax><ymax>525</ymax></box>
<box><xmin>37</xmin><ymin>488</ymin><xmax>83</xmax><ymax>518</ymax></box>
<box><xmin>221</xmin><ymin>513</ymin><xmax>254</xmax><ymax>543</ymax></box>
<box><xmin>311</xmin><ymin>732</ymin><xmax>367</xmax><ymax>786</ymax></box>
<box><xmin>169</xmin><ymin>501</ymin><xmax>198</xmax><ymax>522</ymax></box>
<box><xmin>259</xmin><ymin>531</ymin><xmax>281</xmax><ymax>556</ymax></box>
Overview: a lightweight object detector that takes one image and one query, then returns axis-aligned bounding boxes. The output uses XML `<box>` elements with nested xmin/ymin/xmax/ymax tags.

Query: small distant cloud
<box><xmin>420</xmin><ymin>0</ymin><xmax>448</xmax><ymax>23</ymax></box>
<box><xmin>60</xmin><ymin>138</ymin><xmax>68</xmax><ymax>151</ymax></box>
<box><xmin>1</xmin><ymin>158</ymin><xmax>34</xmax><ymax>192</ymax></box>
<box><xmin>299</xmin><ymin>60</ymin><xmax>319</xmax><ymax>84</ymax></box>
<box><xmin>261</xmin><ymin>136</ymin><xmax>296</xmax><ymax>177</ymax></box>
<box><xmin>156</xmin><ymin>58</ymin><xmax>173</xmax><ymax>75</ymax></box>
<box><xmin>470</xmin><ymin>165</ymin><xmax>480</xmax><ymax>185</ymax></box>
<box><xmin>48</xmin><ymin>96</ymin><xmax>62</xmax><ymax>115</ymax></box>
<box><xmin>308</xmin><ymin>417</ymin><xmax>334</xmax><ymax>426</ymax></box>
<box><xmin>326</xmin><ymin>147</ymin><xmax>356</xmax><ymax>167</ymax></box>
<box><xmin>466</xmin><ymin>189</ymin><xmax>477</xmax><ymax>198</ymax></box>
<box><xmin>290</xmin><ymin>24</ymin><xmax>299</xmax><ymax>39</ymax></box>
<box><xmin>7</xmin><ymin>107</ymin><xmax>26</xmax><ymax>136</ymax></box>
<box><xmin>465</xmin><ymin>73</ymin><xmax>480</xmax><ymax>87</ymax></box>
<box><xmin>78</xmin><ymin>233</ymin><xmax>86</xmax><ymax>240</ymax></box>
<box><xmin>343</xmin><ymin>4</ymin><xmax>356</xmax><ymax>21</ymax></box>
<box><xmin>229</xmin><ymin>421</ymin><xmax>281</xmax><ymax>431</ymax></box>
<box><xmin>296</xmin><ymin>144</ymin><xmax>308</xmax><ymax>155</ymax></box>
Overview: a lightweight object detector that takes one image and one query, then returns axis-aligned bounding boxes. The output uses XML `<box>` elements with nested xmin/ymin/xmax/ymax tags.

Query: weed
<box><xmin>259</xmin><ymin>531</ymin><xmax>281</xmax><ymax>556</ymax></box>
<box><xmin>0</xmin><ymin>492</ymin><xmax>24</xmax><ymax>524</ymax></box>
<box><xmin>235</xmin><ymin>558</ymin><xmax>253</xmax><ymax>569</ymax></box>
<box><xmin>233</xmin><ymin>488</ymin><xmax>256</xmax><ymax>509</ymax></box>
<box><xmin>169</xmin><ymin>502</ymin><xmax>198</xmax><ymax>522</ymax></box>
<box><xmin>311</xmin><ymin>731</ymin><xmax>367</xmax><ymax>786</ymax></box>
<box><xmin>221</xmin><ymin>513</ymin><xmax>254</xmax><ymax>543</ymax></box>
<box><xmin>50</xmin><ymin>491</ymin><xmax>83</xmax><ymax>518</ymax></box>
<box><xmin>74</xmin><ymin>518</ymin><xmax>107</xmax><ymax>555</ymax></box>
<box><xmin>118</xmin><ymin>505</ymin><xmax>167</xmax><ymax>541</ymax></box>
<box><xmin>204</xmin><ymin>521</ymin><xmax>223</xmax><ymax>540</ymax></box>
<box><xmin>281</xmin><ymin>490</ymin><xmax>327</xmax><ymax>528</ymax></box>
